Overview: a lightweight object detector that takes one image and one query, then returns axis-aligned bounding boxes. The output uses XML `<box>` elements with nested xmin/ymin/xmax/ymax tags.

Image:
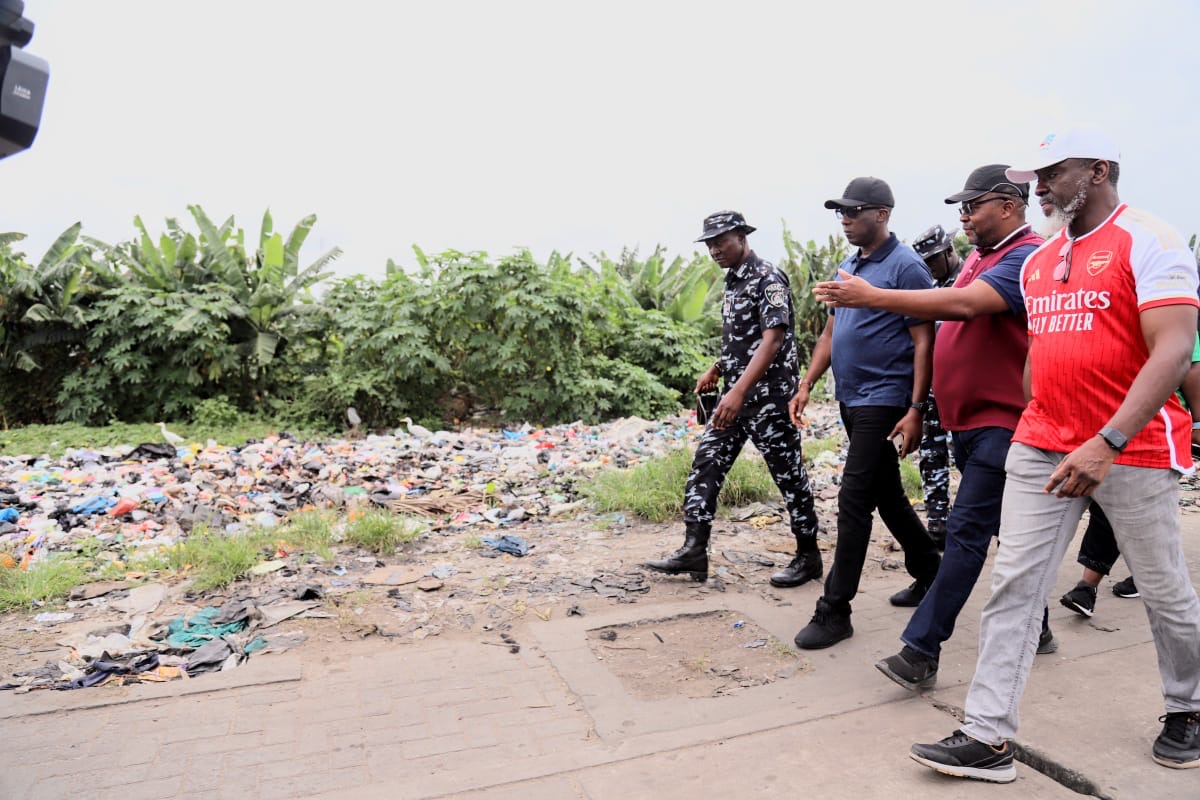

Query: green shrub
<box><xmin>192</xmin><ymin>395</ymin><xmax>242</xmax><ymax>427</ymax></box>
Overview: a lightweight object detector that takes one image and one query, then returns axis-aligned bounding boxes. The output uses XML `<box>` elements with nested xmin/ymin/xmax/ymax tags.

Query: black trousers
<box><xmin>682</xmin><ymin>403</ymin><xmax>818</xmax><ymax>536</ymax></box>
<box><xmin>821</xmin><ymin>404</ymin><xmax>941</xmax><ymax>615</ymax></box>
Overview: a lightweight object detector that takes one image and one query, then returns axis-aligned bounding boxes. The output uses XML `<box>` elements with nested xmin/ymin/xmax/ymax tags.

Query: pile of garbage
<box><xmin>0</xmin><ymin>415</ymin><xmax>727</xmax><ymax>569</ymax></box>
<box><xmin>0</xmin><ymin>408</ymin><xmax>861</xmax><ymax>690</ymax></box>
<box><xmin>2</xmin><ymin>582</ymin><xmax>317</xmax><ymax>691</ymax></box>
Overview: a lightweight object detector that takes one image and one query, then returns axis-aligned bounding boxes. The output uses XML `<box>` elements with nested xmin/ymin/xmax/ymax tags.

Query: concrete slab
<box><xmin>572</xmin><ymin>700</ymin><xmax>1077</xmax><ymax>798</ymax></box>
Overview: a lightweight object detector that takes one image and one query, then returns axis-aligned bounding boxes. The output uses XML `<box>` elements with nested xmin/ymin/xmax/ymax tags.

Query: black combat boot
<box><xmin>770</xmin><ymin>530</ymin><xmax>823</xmax><ymax>588</ymax></box>
<box><xmin>643</xmin><ymin>522</ymin><xmax>710</xmax><ymax>581</ymax></box>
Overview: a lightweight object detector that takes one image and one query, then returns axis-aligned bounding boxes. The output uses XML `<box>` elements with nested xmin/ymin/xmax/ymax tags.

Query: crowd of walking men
<box><xmin>643</xmin><ymin>128</ymin><xmax>1200</xmax><ymax>782</ymax></box>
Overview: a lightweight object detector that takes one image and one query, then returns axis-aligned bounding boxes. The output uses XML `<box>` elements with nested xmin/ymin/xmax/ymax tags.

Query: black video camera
<box><xmin>0</xmin><ymin>0</ymin><xmax>46</xmax><ymax>159</ymax></box>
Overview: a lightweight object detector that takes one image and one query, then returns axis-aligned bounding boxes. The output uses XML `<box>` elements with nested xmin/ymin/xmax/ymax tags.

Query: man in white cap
<box><xmin>911</xmin><ymin>130</ymin><xmax>1200</xmax><ymax>781</ymax></box>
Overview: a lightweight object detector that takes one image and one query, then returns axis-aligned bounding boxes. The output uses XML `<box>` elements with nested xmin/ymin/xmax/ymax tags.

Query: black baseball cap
<box><xmin>824</xmin><ymin>177</ymin><xmax>895</xmax><ymax>210</ymax></box>
<box><xmin>944</xmin><ymin>164</ymin><xmax>1029</xmax><ymax>204</ymax></box>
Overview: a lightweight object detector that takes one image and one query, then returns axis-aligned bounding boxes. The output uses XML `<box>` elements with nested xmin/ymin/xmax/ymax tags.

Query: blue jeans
<box><xmin>962</xmin><ymin>443</ymin><xmax>1200</xmax><ymax>745</ymax></box>
<box><xmin>901</xmin><ymin>426</ymin><xmax>1012</xmax><ymax>659</ymax></box>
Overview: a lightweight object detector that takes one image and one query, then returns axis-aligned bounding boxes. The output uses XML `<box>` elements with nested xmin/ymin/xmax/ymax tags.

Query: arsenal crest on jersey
<box><xmin>1087</xmin><ymin>250</ymin><xmax>1113</xmax><ymax>276</ymax></box>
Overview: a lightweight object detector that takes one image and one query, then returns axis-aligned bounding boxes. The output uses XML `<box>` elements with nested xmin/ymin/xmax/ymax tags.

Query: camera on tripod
<box><xmin>0</xmin><ymin>0</ymin><xmax>47</xmax><ymax>159</ymax></box>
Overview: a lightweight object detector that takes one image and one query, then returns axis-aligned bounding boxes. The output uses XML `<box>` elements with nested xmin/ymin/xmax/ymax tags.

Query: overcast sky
<box><xmin>3</xmin><ymin>1</ymin><xmax>1198</xmax><ymax>277</ymax></box>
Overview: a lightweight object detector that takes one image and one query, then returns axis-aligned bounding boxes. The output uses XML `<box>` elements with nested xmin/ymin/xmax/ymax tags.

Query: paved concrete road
<box><xmin>4</xmin><ymin>512</ymin><xmax>1200</xmax><ymax>799</ymax></box>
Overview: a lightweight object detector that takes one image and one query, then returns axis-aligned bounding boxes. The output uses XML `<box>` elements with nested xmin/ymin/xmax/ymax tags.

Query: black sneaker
<box><xmin>1153</xmin><ymin>711</ymin><xmax>1200</xmax><ymax>768</ymax></box>
<box><xmin>1113</xmin><ymin>575</ymin><xmax>1139</xmax><ymax>598</ymax></box>
<box><xmin>794</xmin><ymin>604</ymin><xmax>853</xmax><ymax>650</ymax></box>
<box><xmin>889</xmin><ymin>579</ymin><xmax>929</xmax><ymax>608</ymax></box>
<box><xmin>876</xmin><ymin>646</ymin><xmax>938</xmax><ymax>691</ymax></box>
<box><xmin>910</xmin><ymin>729</ymin><xmax>1016</xmax><ymax>783</ymax></box>
<box><xmin>1037</xmin><ymin>627</ymin><xmax>1057</xmax><ymax>655</ymax></box>
<box><xmin>1060</xmin><ymin>581</ymin><xmax>1098</xmax><ymax>617</ymax></box>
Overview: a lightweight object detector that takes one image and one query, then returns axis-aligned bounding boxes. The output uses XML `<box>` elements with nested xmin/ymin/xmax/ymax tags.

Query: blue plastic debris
<box><xmin>481</xmin><ymin>534</ymin><xmax>530</xmax><ymax>556</ymax></box>
<box><xmin>70</xmin><ymin>495</ymin><xmax>116</xmax><ymax>515</ymax></box>
<box><xmin>0</xmin><ymin>508</ymin><xmax>18</xmax><ymax>523</ymax></box>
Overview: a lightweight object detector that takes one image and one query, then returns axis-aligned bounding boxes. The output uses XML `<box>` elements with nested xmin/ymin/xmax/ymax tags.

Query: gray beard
<box><xmin>1040</xmin><ymin>179</ymin><xmax>1090</xmax><ymax>237</ymax></box>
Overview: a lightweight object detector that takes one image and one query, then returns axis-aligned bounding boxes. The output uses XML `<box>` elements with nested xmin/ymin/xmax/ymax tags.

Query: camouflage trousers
<box><xmin>683</xmin><ymin>404</ymin><xmax>818</xmax><ymax>536</ymax></box>
<box><xmin>919</xmin><ymin>393</ymin><xmax>951</xmax><ymax>527</ymax></box>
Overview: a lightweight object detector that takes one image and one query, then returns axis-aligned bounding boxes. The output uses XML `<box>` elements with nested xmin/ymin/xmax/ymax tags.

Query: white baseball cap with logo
<box><xmin>1005</xmin><ymin>129</ymin><xmax>1121</xmax><ymax>183</ymax></box>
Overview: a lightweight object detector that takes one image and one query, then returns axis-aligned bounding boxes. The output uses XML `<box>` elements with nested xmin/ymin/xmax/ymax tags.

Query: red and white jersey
<box><xmin>1016</xmin><ymin>204</ymin><xmax>1198</xmax><ymax>471</ymax></box>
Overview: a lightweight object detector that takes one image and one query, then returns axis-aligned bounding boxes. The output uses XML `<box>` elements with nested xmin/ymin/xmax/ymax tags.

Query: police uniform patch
<box><xmin>764</xmin><ymin>283</ymin><xmax>788</xmax><ymax>308</ymax></box>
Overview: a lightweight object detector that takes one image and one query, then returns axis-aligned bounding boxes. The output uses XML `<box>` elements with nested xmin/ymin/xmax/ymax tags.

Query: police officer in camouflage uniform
<box><xmin>912</xmin><ymin>224</ymin><xmax>963</xmax><ymax>548</ymax></box>
<box><xmin>644</xmin><ymin>211</ymin><xmax>822</xmax><ymax>587</ymax></box>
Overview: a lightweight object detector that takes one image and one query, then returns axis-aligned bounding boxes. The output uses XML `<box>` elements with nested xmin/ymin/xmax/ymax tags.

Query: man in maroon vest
<box><xmin>812</xmin><ymin>164</ymin><xmax>1044</xmax><ymax>689</ymax></box>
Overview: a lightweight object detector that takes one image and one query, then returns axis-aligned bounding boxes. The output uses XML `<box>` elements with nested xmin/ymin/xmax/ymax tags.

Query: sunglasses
<box><xmin>958</xmin><ymin>196</ymin><xmax>1011</xmax><ymax>216</ymax></box>
<box><xmin>1054</xmin><ymin>239</ymin><xmax>1073</xmax><ymax>283</ymax></box>
<box><xmin>835</xmin><ymin>205</ymin><xmax>884</xmax><ymax>220</ymax></box>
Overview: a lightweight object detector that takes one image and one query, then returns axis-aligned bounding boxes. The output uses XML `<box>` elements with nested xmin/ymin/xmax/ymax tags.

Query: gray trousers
<box><xmin>962</xmin><ymin>442</ymin><xmax>1200</xmax><ymax>745</ymax></box>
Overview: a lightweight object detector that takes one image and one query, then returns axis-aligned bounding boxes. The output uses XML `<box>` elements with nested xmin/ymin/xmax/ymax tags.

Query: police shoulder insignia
<box><xmin>764</xmin><ymin>283</ymin><xmax>788</xmax><ymax>307</ymax></box>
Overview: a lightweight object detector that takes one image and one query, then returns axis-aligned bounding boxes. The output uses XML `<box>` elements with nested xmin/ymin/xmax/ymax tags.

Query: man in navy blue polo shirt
<box><xmin>790</xmin><ymin>177</ymin><xmax>942</xmax><ymax>649</ymax></box>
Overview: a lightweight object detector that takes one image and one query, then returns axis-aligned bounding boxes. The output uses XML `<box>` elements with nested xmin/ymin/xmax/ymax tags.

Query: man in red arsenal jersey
<box><xmin>910</xmin><ymin>130</ymin><xmax>1200</xmax><ymax>782</ymax></box>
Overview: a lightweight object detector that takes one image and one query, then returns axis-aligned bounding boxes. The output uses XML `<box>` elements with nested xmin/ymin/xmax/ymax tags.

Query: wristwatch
<box><xmin>1098</xmin><ymin>426</ymin><xmax>1128</xmax><ymax>453</ymax></box>
<box><xmin>910</xmin><ymin>400</ymin><xmax>930</xmax><ymax>415</ymax></box>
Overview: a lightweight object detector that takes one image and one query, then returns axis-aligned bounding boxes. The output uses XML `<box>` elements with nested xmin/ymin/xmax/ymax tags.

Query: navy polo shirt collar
<box><xmin>849</xmin><ymin>233</ymin><xmax>899</xmax><ymax>271</ymax></box>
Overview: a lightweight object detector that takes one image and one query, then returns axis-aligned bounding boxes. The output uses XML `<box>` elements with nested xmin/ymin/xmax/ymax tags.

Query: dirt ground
<box><xmin>7</xmin><ymin>453</ymin><xmax>1200</xmax><ymax>695</ymax></box>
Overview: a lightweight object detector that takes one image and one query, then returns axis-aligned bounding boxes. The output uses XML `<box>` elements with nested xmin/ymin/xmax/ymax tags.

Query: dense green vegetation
<box><xmin>0</xmin><ymin>211</ymin><xmax>850</xmax><ymax>433</ymax></box>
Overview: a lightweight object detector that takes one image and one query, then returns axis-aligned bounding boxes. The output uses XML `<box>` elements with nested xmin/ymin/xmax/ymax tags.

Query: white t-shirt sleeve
<box><xmin>1124</xmin><ymin>210</ymin><xmax>1199</xmax><ymax>309</ymax></box>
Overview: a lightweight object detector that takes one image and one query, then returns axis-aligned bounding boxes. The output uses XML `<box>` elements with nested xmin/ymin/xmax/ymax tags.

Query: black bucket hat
<box><xmin>695</xmin><ymin>210</ymin><xmax>756</xmax><ymax>242</ymax></box>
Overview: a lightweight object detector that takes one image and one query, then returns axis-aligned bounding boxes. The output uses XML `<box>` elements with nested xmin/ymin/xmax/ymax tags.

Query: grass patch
<box><xmin>343</xmin><ymin>510</ymin><xmax>424</xmax><ymax>555</ymax></box>
<box><xmin>0</xmin><ymin>557</ymin><xmax>86</xmax><ymax>611</ymax></box>
<box><xmin>899</xmin><ymin>459</ymin><xmax>923</xmax><ymax>502</ymax></box>
<box><xmin>279</xmin><ymin>509</ymin><xmax>337</xmax><ymax>561</ymax></box>
<box><xmin>584</xmin><ymin>445</ymin><xmax>776</xmax><ymax>523</ymax></box>
<box><xmin>0</xmin><ymin>419</ymin><xmax>327</xmax><ymax>458</ymax></box>
<box><xmin>163</xmin><ymin>525</ymin><xmax>273</xmax><ymax>593</ymax></box>
<box><xmin>802</xmin><ymin>436</ymin><xmax>842</xmax><ymax>461</ymax></box>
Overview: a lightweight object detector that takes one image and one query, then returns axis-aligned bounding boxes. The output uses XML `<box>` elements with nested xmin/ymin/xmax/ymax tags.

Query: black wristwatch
<box><xmin>1098</xmin><ymin>426</ymin><xmax>1128</xmax><ymax>453</ymax></box>
<box><xmin>910</xmin><ymin>400</ymin><xmax>930</xmax><ymax>415</ymax></box>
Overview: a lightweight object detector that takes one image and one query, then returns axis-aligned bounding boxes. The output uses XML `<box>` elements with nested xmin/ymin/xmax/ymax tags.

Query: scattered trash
<box><xmin>742</xmin><ymin>639</ymin><xmax>768</xmax><ymax>648</ymax></box>
<box><xmin>481</xmin><ymin>535</ymin><xmax>530</xmax><ymax>557</ymax></box>
<box><xmin>33</xmin><ymin>611</ymin><xmax>74</xmax><ymax>625</ymax></box>
<box><xmin>566</xmin><ymin>605</ymin><xmax>585</xmax><ymax>617</ymax></box>
<box><xmin>733</xmin><ymin>620</ymin><xmax>745</xmax><ymax>629</ymax></box>
<box><xmin>599</xmin><ymin>629</ymin><xmax>617</xmax><ymax>641</ymax></box>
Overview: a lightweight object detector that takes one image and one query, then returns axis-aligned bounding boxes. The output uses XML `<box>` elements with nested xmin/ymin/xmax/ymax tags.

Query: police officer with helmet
<box><xmin>911</xmin><ymin>224</ymin><xmax>963</xmax><ymax>546</ymax></box>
